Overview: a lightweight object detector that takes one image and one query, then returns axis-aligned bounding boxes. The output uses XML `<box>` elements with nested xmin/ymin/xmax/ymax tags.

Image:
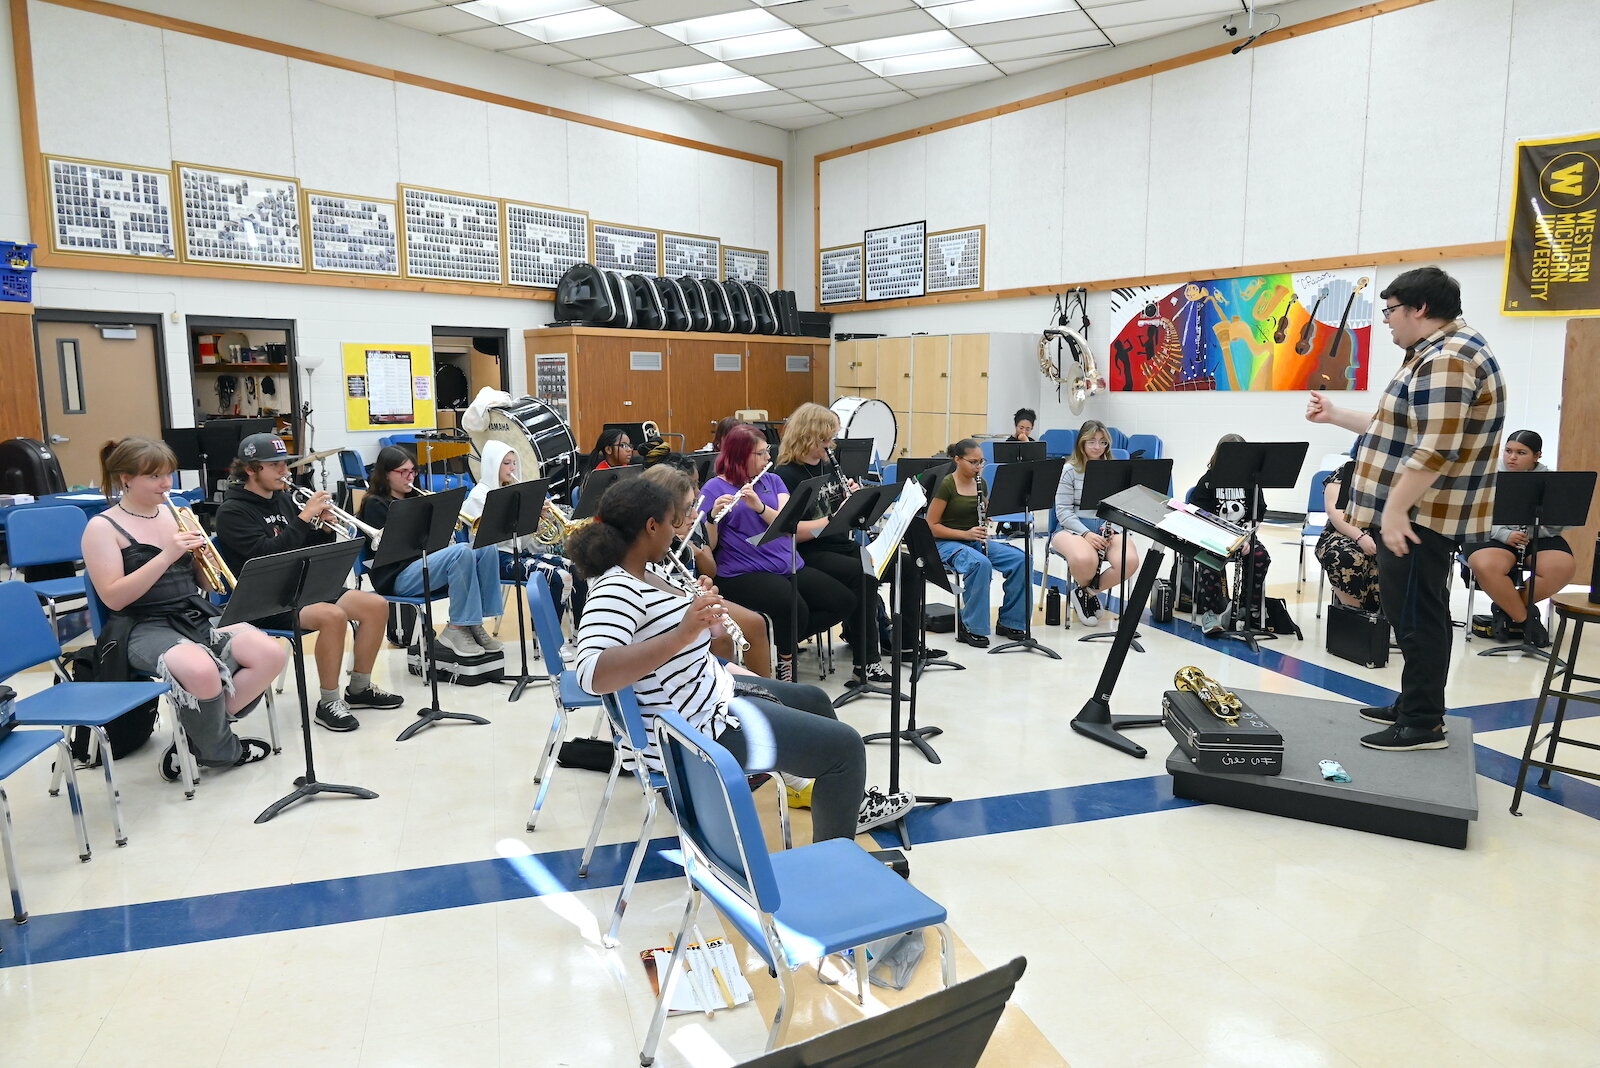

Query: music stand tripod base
<box><xmin>1071</xmin><ymin>698</ymin><xmax>1164</xmax><ymax>758</ymax></box>
<box><xmin>863</xmin><ymin>723</ymin><xmax>945</xmax><ymax>764</ymax></box>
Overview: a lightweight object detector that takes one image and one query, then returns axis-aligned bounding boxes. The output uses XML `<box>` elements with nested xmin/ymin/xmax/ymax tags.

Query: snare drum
<box><xmin>830</xmin><ymin>397</ymin><xmax>898</xmax><ymax>466</ymax></box>
<box><xmin>468</xmin><ymin>397</ymin><xmax>579</xmax><ymax>500</ymax></box>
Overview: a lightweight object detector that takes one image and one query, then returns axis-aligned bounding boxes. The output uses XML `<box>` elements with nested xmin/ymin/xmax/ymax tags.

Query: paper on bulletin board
<box><xmin>342</xmin><ymin>342</ymin><xmax>435</xmax><ymax>431</ymax></box>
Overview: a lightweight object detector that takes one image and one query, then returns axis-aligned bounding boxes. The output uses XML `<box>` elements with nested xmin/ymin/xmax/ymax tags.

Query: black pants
<box><xmin>1196</xmin><ymin>540</ymin><xmax>1272</xmax><ymax>617</ymax></box>
<box><xmin>717</xmin><ymin>568</ymin><xmax>853</xmax><ymax>657</ymax></box>
<box><xmin>799</xmin><ymin>542</ymin><xmax>882</xmax><ymax>666</ymax></box>
<box><xmin>1374</xmin><ymin>523</ymin><xmax>1456</xmax><ymax>728</ymax></box>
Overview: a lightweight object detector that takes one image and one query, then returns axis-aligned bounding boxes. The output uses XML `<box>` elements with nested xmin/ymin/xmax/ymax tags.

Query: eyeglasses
<box><xmin>395</xmin><ymin>465</ymin><xmax>416</xmax><ymax>475</ymax></box>
<box><xmin>1380</xmin><ymin>303</ymin><xmax>1410</xmax><ymax>320</ymax></box>
<box><xmin>1083</xmin><ymin>439</ymin><xmax>1109</xmax><ymax>449</ymax></box>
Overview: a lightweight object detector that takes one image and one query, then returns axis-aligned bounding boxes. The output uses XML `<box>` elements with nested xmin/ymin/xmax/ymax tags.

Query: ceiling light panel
<box><xmin>456</xmin><ymin>0</ymin><xmax>590</xmax><ymax>23</ymax></box>
<box><xmin>662</xmin><ymin>75</ymin><xmax>777</xmax><ymax>99</ymax></box>
<box><xmin>631</xmin><ymin>60</ymin><xmax>746</xmax><ymax>87</ymax></box>
<box><xmin>506</xmin><ymin>5</ymin><xmax>641</xmax><ymax>43</ymax></box>
<box><xmin>656</xmin><ymin>9</ymin><xmax>787</xmax><ymax>45</ymax></box>
<box><xmin>860</xmin><ymin>45</ymin><xmax>986</xmax><ymax>77</ymax></box>
<box><xmin>834</xmin><ymin>29</ymin><xmax>964</xmax><ymax>63</ymax></box>
<box><xmin>694</xmin><ymin>29</ymin><xmax>821</xmax><ymax>62</ymax></box>
<box><xmin>927</xmin><ymin>0</ymin><xmax>1075</xmax><ymax>29</ymax></box>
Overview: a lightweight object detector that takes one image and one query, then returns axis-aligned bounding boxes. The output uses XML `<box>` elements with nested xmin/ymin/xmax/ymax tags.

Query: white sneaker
<box><xmin>438</xmin><ymin>626</ymin><xmax>484</xmax><ymax>658</ymax></box>
<box><xmin>856</xmin><ymin>787</ymin><xmax>914</xmax><ymax>833</ymax></box>
<box><xmin>467</xmin><ymin>624</ymin><xmax>503</xmax><ymax>652</ymax></box>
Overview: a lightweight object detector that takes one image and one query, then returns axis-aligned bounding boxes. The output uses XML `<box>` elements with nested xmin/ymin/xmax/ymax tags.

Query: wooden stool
<box><xmin>1511</xmin><ymin>591</ymin><xmax>1600</xmax><ymax>815</ymax></box>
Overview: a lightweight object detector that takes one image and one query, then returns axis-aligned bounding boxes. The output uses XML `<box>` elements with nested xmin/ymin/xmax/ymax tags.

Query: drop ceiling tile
<box><xmin>554</xmin><ymin>26</ymin><xmax>681</xmax><ymax>58</ymax></box>
<box><xmin>805</xmin><ymin>10</ymin><xmax>944</xmax><ymax>46</ymax></box>
<box><xmin>550</xmin><ymin>58</ymin><xmax>621</xmax><ymax>76</ymax></box>
<box><xmin>500</xmin><ymin>41</ymin><xmax>583</xmax><ymax>63</ymax></box>
<box><xmin>385</xmin><ymin>6</ymin><xmax>493</xmax><ymax>34</ymax></box>
<box><xmin>804</xmin><ymin>87</ymin><xmax>916</xmax><ymax>111</ymax></box>
<box><xmin>976</xmin><ymin>27</ymin><xmax>1108</xmax><ymax>62</ymax></box>
<box><xmin>1084</xmin><ymin>0</ymin><xmax>1236</xmax><ymax>28</ymax></box>
<box><xmin>791</xmin><ymin>74</ymin><xmax>898</xmax><ymax>101</ymax></box>
<box><xmin>729</xmin><ymin>48</ymin><xmax>857</xmax><ymax>75</ymax></box>
<box><xmin>995</xmin><ymin>53</ymin><xmax>1093</xmax><ymax>74</ymax></box>
<box><xmin>691</xmin><ymin>88</ymin><xmax>802</xmax><ymax>109</ymax></box>
<box><xmin>598</xmin><ymin>44</ymin><xmax>714</xmax><ymax>73</ymax></box>
<box><xmin>609</xmin><ymin>0</ymin><xmax>753</xmax><ymax>24</ymax></box>
<box><xmin>318</xmin><ymin>0</ymin><xmax>429</xmax><ymax>16</ymax></box>
<box><xmin>722</xmin><ymin>100</ymin><xmax>835</xmax><ymax>121</ymax></box>
<box><xmin>1103</xmin><ymin>12</ymin><xmax>1222</xmax><ymax>44</ymax></box>
<box><xmin>760</xmin><ymin>61</ymin><xmax>868</xmax><ymax>89</ymax></box>
<box><xmin>887</xmin><ymin>64</ymin><xmax>1002</xmax><ymax>92</ymax></box>
<box><xmin>949</xmin><ymin>10</ymin><xmax>1096</xmax><ymax>46</ymax></box>
<box><xmin>444</xmin><ymin>25</ymin><xmax>549</xmax><ymax>49</ymax></box>
<box><xmin>771</xmin><ymin>0</ymin><xmax>923</xmax><ymax>28</ymax></box>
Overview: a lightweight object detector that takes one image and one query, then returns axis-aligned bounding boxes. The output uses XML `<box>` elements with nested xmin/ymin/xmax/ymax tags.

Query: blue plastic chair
<box><xmin>524</xmin><ymin>573</ymin><xmax>602</xmax><ymax>832</ymax></box>
<box><xmin>1109</xmin><ymin>448</ymin><xmax>1129</xmax><ymax>461</ymax></box>
<box><xmin>1301</xmin><ymin>470</ymin><xmax>1335</xmax><ymax>612</ymax></box>
<box><xmin>339</xmin><ymin>450</ymin><xmax>369</xmax><ymax>488</ymax></box>
<box><xmin>978</xmin><ymin>440</ymin><xmax>996</xmax><ymax>463</ymax></box>
<box><xmin>5</xmin><ymin>506</ymin><xmax>88</xmax><ymax>637</ymax></box>
<box><xmin>0</xmin><ymin>581</ymin><xmax>170</xmax><ymax>845</ymax></box>
<box><xmin>1041</xmin><ymin>428</ymin><xmax>1076</xmax><ymax>459</ymax></box>
<box><xmin>1</xmin><ymin>727</ymin><xmax>92</xmax><ymax>926</ymax></box>
<box><xmin>1126</xmin><ymin>433</ymin><xmax>1163</xmax><ymax>459</ymax></box>
<box><xmin>641</xmin><ymin>708</ymin><xmax>955</xmax><ymax>1063</ymax></box>
<box><xmin>1105</xmin><ymin>426</ymin><xmax>1132</xmax><ymax>451</ymax></box>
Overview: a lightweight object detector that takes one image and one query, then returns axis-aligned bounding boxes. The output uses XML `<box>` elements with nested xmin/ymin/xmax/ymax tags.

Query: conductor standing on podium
<box><xmin>1306</xmin><ymin>267</ymin><xmax>1505</xmax><ymax>752</ymax></box>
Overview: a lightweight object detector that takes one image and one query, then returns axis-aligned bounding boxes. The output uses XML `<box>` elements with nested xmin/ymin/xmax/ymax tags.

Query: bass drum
<box><xmin>830</xmin><ymin>397</ymin><xmax>897</xmax><ymax>467</ymax></box>
<box><xmin>467</xmin><ymin>397</ymin><xmax>579</xmax><ymax>501</ymax></box>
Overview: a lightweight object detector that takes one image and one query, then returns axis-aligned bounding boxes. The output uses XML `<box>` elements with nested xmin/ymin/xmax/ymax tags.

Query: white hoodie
<box><xmin>462</xmin><ymin>439</ymin><xmax>552</xmax><ymax>553</ymax></box>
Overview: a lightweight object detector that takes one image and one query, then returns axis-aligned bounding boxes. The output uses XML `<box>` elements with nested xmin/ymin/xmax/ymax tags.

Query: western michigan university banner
<box><xmin>1503</xmin><ymin>132</ymin><xmax>1600</xmax><ymax>316</ymax></box>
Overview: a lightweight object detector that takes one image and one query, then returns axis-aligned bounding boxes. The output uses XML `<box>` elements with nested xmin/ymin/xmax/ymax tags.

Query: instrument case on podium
<box><xmin>1162</xmin><ymin>689</ymin><xmax>1283</xmax><ymax>775</ymax></box>
<box><xmin>1325</xmin><ymin>603</ymin><xmax>1390</xmax><ymax>668</ymax></box>
<box><xmin>408</xmin><ymin>641</ymin><xmax>505</xmax><ymax>687</ymax></box>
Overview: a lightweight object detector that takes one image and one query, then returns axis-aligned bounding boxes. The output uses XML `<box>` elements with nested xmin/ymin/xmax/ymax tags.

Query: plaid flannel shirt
<box><xmin>1347</xmin><ymin>319</ymin><xmax>1506</xmax><ymax>542</ymax></box>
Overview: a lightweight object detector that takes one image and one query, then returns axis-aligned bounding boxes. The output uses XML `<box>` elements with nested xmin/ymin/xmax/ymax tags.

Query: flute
<box><xmin>661</xmin><ymin>540</ymin><xmax>749</xmax><ymax>656</ymax></box>
<box><xmin>711</xmin><ymin>461</ymin><xmax>773</xmax><ymax>523</ymax></box>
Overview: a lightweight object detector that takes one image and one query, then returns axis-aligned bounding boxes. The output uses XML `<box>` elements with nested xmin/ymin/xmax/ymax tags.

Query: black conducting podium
<box><xmin>985</xmin><ymin>457</ymin><xmax>1064</xmax><ymax>659</ymax></box>
<box><xmin>1073</xmin><ymin>485</ymin><xmax>1245</xmax><ymax>758</ymax></box>
<box><xmin>1074</xmin><ymin>457</ymin><xmax>1173</xmax><ymax>653</ymax></box>
<box><xmin>1477</xmin><ymin>469</ymin><xmax>1596</xmax><ymax>662</ymax></box>
<box><xmin>222</xmin><ymin>540</ymin><xmax>378</xmax><ymax>824</ymax></box>
<box><xmin>474</xmin><ymin>477</ymin><xmax>549</xmax><ymax>700</ymax></box>
<box><xmin>374</xmin><ymin>486</ymin><xmax>492</xmax><ymax>741</ymax></box>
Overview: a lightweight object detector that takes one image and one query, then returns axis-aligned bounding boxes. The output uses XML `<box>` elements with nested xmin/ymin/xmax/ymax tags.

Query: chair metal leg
<box><xmin>263</xmin><ymin>686</ymin><xmax>283</xmax><ymax>755</ymax></box>
<box><xmin>935</xmin><ymin>922</ymin><xmax>957</xmax><ymax>986</ymax></box>
<box><xmin>579</xmin><ymin>749</ymin><xmax>625</xmax><ymax>877</ymax></box>
<box><xmin>853</xmin><ymin>946</ymin><xmax>867</xmax><ymax>1005</ymax></box>
<box><xmin>165</xmin><ymin>697</ymin><xmax>200</xmax><ymax>799</ymax></box>
<box><xmin>1</xmin><ymin>785</ymin><xmax>24</xmax><ymax>923</ymax></box>
<box><xmin>1511</xmin><ymin>612</ymin><xmax>1568</xmax><ymax>814</ymax></box>
<box><xmin>641</xmin><ymin>891</ymin><xmax>700</xmax><ymax>1067</ymax></box>
<box><xmin>776</xmin><ymin>785</ymin><xmax>792</xmax><ymax>851</ymax></box>
<box><xmin>603</xmin><ymin>788</ymin><xmax>657</xmax><ymax>947</ymax></box>
<box><xmin>767</xmin><ymin>928</ymin><xmax>796</xmax><ymax>1052</ymax></box>
<box><xmin>526</xmin><ymin>701</ymin><xmax>568</xmax><ymax>830</ymax></box>
<box><xmin>1315</xmin><ymin>567</ymin><xmax>1326</xmax><ymax>620</ymax></box>
<box><xmin>92</xmin><ymin>726</ymin><xmax>127</xmax><ymax>847</ymax></box>
<box><xmin>54</xmin><ymin>739</ymin><xmax>91</xmax><ymax>863</ymax></box>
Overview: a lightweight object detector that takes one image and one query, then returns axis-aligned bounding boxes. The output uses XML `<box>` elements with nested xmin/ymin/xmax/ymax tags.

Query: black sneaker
<box><xmin>1360</xmin><ymin>723</ymin><xmax>1448</xmax><ymax>751</ymax></box>
<box><xmin>1361</xmin><ymin>705</ymin><xmax>1448</xmax><ymax>733</ymax></box>
<box><xmin>995</xmin><ymin>624</ymin><xmax>1028</xmax><ymax>641</ymax></box>
<box><xmin>853</xmin><ymin>662</ymin><xmax>894</xmax><ymax>684</ymax></box>
<box><xmin>1490</xmin><ymin>604</ymin><xmax>1522</xmax><ymax>642</ymax></box>
<box><xmin>1072</xmin><ymin>585</ymin><xmax>1102</xmax><ymax>625</ymax></box>
<box><xmin>345</xmin><ymin>684</ymin><xmax>404</xmax><ymax>709</ymax></box>
<box><xmin>158</xmin><ymin>742</ymin><xmax>181</xmax><ymax>783</ymax></box>
<box><xmin>315</xmin><ymin>697</ymin><xmax>360</xmax><ymax>732</ymax></box>
<box><xmin>919</xmin><ymin>646</ymin><xmax>948</xmax><ymax>660</ymax></box>
<box><xmin>956</xmin><ymin>630</ymin><xmax>989</xmax><ymax>648</ymax></box>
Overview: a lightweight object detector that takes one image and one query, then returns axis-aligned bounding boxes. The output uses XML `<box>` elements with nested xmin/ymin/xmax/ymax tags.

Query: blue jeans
<box><xmin>937</xmin><ymin>539</ymin><xmax>1028</xmax><ymax>636</ymax></box>
<box><xmin>393</xmin><ymin>543</ymin><xmax>501</xmax><ymax>626</ymax></box>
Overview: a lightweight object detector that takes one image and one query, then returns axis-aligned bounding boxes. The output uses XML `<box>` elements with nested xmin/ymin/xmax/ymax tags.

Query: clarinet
<box><xmin>976</xmin><ymin>473</ymin><xmax>991</xmax><ymax>556</ymax></box>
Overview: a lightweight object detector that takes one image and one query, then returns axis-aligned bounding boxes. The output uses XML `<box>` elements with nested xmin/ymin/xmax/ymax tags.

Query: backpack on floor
<box><xmin>1262</xmin><ymin>596</ymin><xmax>1302</xmax><ymax>639</ymax></box>
<box><xmin>60</xmin><ymin>649</ymin><xmax>159</xmax><ymax>765</ymax></box>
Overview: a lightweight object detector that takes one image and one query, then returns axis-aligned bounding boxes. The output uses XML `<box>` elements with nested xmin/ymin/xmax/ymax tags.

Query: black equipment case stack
<box><xmin>1325</xmin><ymin>604</ymin><xmax>1390</xmax><ymax>668</ymax></box>
<box><xmin>1162</xmin><ymin>689</ymin><xmax>1284</xmax><ymax>775</ymax></box>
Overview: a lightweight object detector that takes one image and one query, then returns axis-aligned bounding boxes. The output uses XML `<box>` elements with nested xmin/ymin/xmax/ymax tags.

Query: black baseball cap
<box><xmin>237</xmin><ymin>433</ymin><xmax>300</xmax><ymax>463</ymax></box>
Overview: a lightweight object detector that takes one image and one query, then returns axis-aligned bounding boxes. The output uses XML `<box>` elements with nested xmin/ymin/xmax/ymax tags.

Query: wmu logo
<box><xmin>1540</xmin><ymin>151</ymin><xmax>1597</xmax><ymax>209</ymax></box>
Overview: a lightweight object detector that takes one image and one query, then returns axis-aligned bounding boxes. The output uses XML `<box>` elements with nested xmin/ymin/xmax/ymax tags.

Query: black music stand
<box><xmin>893</xmin><ymin>460</ymin><xmax>962</xmax><ymax>677</ymax></box>
<box><xmin>865</xmin><ymin>517</ymin><xmax>953</xmax><ymax>839</ymax></box>
<box><xmin>1076</xmin><ymin>458</ymin><xmax>1174</xmax><ymax>653</ymax></box>
<box><xmin>897</xmin><ymin>457</ymin><xmax>953</xmax><ymax>495</ymax></box>
<box><xmin>572</xmin><ymin>465</ymin><xmax>643</xmax><ymax>519</ymax></box>
<box><xmin>1477</xmin><ymin>470</ymin><xmax>1595</xmax><ymax>662</ymax></box>
<box><xmin>474</xmin><ymin>477</ymin><xmax>549</xmax><ymax>700</ymax></box>
<box><xmin>832</xmin><ymin>438</ymin><xmax>873</xmax><ymax>480</ymax></box>
<box><xmin>985</xmin><ymin>458</ymin><xmax>1064</xmax><ymax>659</ymax></box>
<box><xmin>748</xmin><ymin>477</ymin><xmax>824</xmax><ymax>669</ymax></box>
<box><xmin>1207</xmin><ymin>441</ymin><xmax>1308</xmax><ymax>650</ymax></box>
<box><xmin>1072</xmin><ymin>485</ymin><xmax>1233</xmax><ymax>758</ymax></box>
<box><xmin>992</xmin><ymin>441</ymin><xmax>1046</xmax><ymax>464</ymax></box>
<box><xmin>223</xmin><ymin>540</ymin><xmax>377</xmax><ymax>824</ymax></box>
<box><xmin>374</xmin><ymin>487</ymin><xmax>491</xmax><ymax>741</ymax></box>
<box><xmin>826</xmin><ymin>482</ymin><xmax>904</xmax><ymax>707</ymax></box>
<box><xmin>681</xmin><ymin>451</ymin><xmax>717</xmax><ymax>485</ymax></box>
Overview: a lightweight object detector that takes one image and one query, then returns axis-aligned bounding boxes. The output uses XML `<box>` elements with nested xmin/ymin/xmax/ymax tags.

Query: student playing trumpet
<box><xmin>213</xmin><ymin>433</ymin><xmax>403</xmax><ymax>733</ymax></box>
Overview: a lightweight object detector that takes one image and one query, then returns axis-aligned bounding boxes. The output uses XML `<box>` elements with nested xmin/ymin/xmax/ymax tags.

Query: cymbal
<box><xmin>288</xmin><ymin>447</ymin><xmax>345</xmax><ymax>469</ymax></box>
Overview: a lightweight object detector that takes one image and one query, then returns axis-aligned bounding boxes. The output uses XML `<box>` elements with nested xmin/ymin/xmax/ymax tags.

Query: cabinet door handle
<box><xmin>903</xmin><ymin>372</ymin><xmax>910</xmax><ymax>378</ymax></box>
<box><xmin>940</xmin><ymin>372</ymin><xmax>948</xmax><ymax>377</ymax></box>
<box><xmin>980</xmin><ymin>371</ymin><xmax>989</xmax><ymax>378</ymax></box>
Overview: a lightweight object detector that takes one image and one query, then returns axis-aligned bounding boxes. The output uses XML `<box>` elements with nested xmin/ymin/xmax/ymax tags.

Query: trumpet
<box><xmin>278</xmin><ymin>477</ymin><xmax>384</xmax><ymax>545</ymax></box>
<box><xmin>661</xmin><ymin>540</ymin><xmax>748</xmax><ymax>658</ymax></box>
<box><xmin>711</xmin><ymin>461</ymin><xmax>773</xmax><ymax>523</ymax></box>
<box><xmin>164</xmin><ymin>494</ymin><xmax>237</xmax><ymax>593</ymax></box>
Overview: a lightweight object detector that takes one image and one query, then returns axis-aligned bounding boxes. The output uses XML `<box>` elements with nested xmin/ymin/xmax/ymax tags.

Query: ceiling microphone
<box><xmin>1230</xmin><ymin>33</ymin><xmax>1258</xmax><ymax>53</ymax></box>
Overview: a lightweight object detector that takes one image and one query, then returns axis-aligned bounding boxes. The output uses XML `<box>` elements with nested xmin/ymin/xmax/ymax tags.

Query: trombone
<box><xmin>164</xmin><ymin>494</ymin><xmax>237</xmax><ymax>593</ymax></box>
<box><xmin>277</xmin><ymin>476</ymin><xmax>385</xmax><ymax>545</ymax></box>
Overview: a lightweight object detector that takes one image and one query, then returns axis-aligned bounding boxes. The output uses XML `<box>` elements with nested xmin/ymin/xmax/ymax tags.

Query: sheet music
<box><xmin>366</xmin><ymin>350</ymin><xmax>414</xmax><ymax>422</ymax></box>
<box><xmin>866</xmin><ymin>480</ymin><xmax>926</xmax><ymax>578</ymax></box>
<box><xmin>647</xmin><ymin>938</ymin><xmax>753</xmax><ymax>1015</ymax></box>
<box><xmin>1156</xmin><ymin>504</ymin><xmax>1247</xmax><ymax>558</ymax></box>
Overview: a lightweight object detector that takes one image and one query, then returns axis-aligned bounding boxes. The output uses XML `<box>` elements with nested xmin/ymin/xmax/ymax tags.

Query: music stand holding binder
<box><xmin>1206</xmin><ymin>441</ymin><xmax>1308</xmax><ymax>649</ymax></box>
<box><xmin>832</xmin><ymin>438</ymin><xmax>874</xmax><ymax>480</ymax></box>
<box><xmin>474</xmin><ymin>478</ymin><xmax>549</xmax><ymax>700</ymax></box>
<box><xmin>824</xmin><ymin>482</ymin><xmax>904</xmax><ymax>707</ymax></box>
<box><xmin>1477</xmin><ymin>469</ymin><xmax>1595</xmax><ymax>662</ymax></box>
<box><xmin>747</xmin><ymin>477</ymin><xmax>825</xmax><ymax>667</ymax></box>
<box><xmin>1076</xmin><ymin>458</ymin><xmax>1174</xmax><ymax>653</ymax></box>
<box><xmin>983</xmin><ymin>458</ymin><xmax>1064</xmax><ymax>659</ymax></box>
<box><xmin>373</xmin><ymin>486</ymin><xmax>490</xmax><ymax>741</ymax></box>
<box><xmin>223</xmin><ymin>540</ymin><xmax>377</xmax><ymax>824</ymax></box>
<box><xmin>572</xmin><ymin>465</ymin><xmax>643</xmax><ymax>520</ymax></box>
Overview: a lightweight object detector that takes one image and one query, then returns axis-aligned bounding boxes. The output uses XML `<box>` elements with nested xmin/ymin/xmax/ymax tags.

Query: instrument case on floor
<box><xmin>408</xmin><ymin>640</ymin><xmax>505</xmax><ymax>686</ymax></box>
<box><xmin>1326</xmin><ymin>603</ymin><xmax>1390</xmax><ymax>668</ymax></box>
<box><xmin>1162</xmin><ymin>689</ymin><xmax>1283</xmax><ymax>775</ymax></box>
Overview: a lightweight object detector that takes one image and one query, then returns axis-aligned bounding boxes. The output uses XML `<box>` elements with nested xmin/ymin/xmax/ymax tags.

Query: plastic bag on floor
<box><xmin>861</xmin><ymin>928</ymin><xmax>925</xmax><ymax>990</ymax></box>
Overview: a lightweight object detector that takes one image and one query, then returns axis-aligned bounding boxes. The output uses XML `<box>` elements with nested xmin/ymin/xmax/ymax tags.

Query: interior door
<box><xmin>36</xmin><ymin>321</ymin><xmax>164</xmax><ymax>487</ymax></box>
<box><xmin>1559</xmin><ymin>318</ymin><xmax>1600</xmax><ymax>580</ymax></box>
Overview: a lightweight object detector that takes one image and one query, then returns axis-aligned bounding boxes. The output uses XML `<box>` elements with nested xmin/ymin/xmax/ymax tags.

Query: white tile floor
<box><xmin>2</xmin><ymin>525</ymin><xmax>1597</xmax><ymax>1067</ymax></box>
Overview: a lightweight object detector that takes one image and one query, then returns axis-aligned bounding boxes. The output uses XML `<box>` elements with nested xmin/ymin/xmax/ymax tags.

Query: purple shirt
<box><xmin>698</xmin><ymin>472</ymin><xmax>803</xmax><ymax>579</ymax></box>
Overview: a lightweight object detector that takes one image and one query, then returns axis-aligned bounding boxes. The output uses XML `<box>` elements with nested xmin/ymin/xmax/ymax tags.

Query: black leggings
<box><xmin>799</xmin><ymin>542</ymin><xmax>882</xmax><ymax>665</ymax></box>
<box><xmin>716</xmin><ymin>568</ymin><xmax>853</xmax><ymax>656</ymax></box>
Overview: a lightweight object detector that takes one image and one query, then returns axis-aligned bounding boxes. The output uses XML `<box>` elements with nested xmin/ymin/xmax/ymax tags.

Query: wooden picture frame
<box><xmin>302</xmin><ymin>189</ymin><xmax>401</xmax><ymax>277</ymax></box>
<box><xmin>44</xmin><ymin>154</ymin><xmax>177</xmax><ymax>261</ymax></box>
<box><xmin>399</xmin><ymin>184</ymin><xmax>504</xmax><ymax>285</ymax></box>
<box><xmin>662</xmin><ymin>231</ymin><xmax>721</xmax><ymax>280</ymax></box>
<box><xmin>864</xmin><ymin>220</ymin><xmax>925</xmax><ymax>301</ymax></box>
<box><xmin>175</xmin><ymin>162</ymin><xmax>305</xmax><ymax>271</ymax></box>
<box><xmin>819</xmin><ymin>243</ymin><xmax>864</xmax><ymax>304</ymax></box>
<box><xmin>505</xmin><ymin>200</ymin><xmax>589</xmax><ymax>288</ymax></box>
<box><xmin>925</xmin><ymin>225</ymin><xmax>984</xmax><ymax>293</ymax></box>
<box><xmin>592</xmin><ymin>221</ymin><xmax>660</xmax><ymax>275</ymax></box>
<box><xmin>723</xmin><ymin>245</ymin><xmax>770</xmax><ymax>287</ymax></box>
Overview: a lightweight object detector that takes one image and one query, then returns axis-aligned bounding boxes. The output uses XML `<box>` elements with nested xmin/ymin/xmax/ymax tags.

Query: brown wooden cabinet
<box><xmin>525</xmin><ymin>327</ymin><xmax>828</xmax><ymax>450</ymax></box>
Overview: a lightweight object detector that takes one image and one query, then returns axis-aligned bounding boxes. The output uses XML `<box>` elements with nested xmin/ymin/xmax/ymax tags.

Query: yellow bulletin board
<box><xmin>342</xmin><ymin>342</ymin><xmax>436</xmax><ymax>431</ymax></box>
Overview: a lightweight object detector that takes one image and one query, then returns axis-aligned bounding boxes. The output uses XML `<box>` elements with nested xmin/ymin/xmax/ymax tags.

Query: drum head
<box><xmin>830</xmin><ymin>397</ymin><xmax>898</xmax><ymax>466</ymax></box>
<box><xmin>469</xmin><ymin>398</ymin><xmax>579</xmax><ymax>500</ymax></box>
